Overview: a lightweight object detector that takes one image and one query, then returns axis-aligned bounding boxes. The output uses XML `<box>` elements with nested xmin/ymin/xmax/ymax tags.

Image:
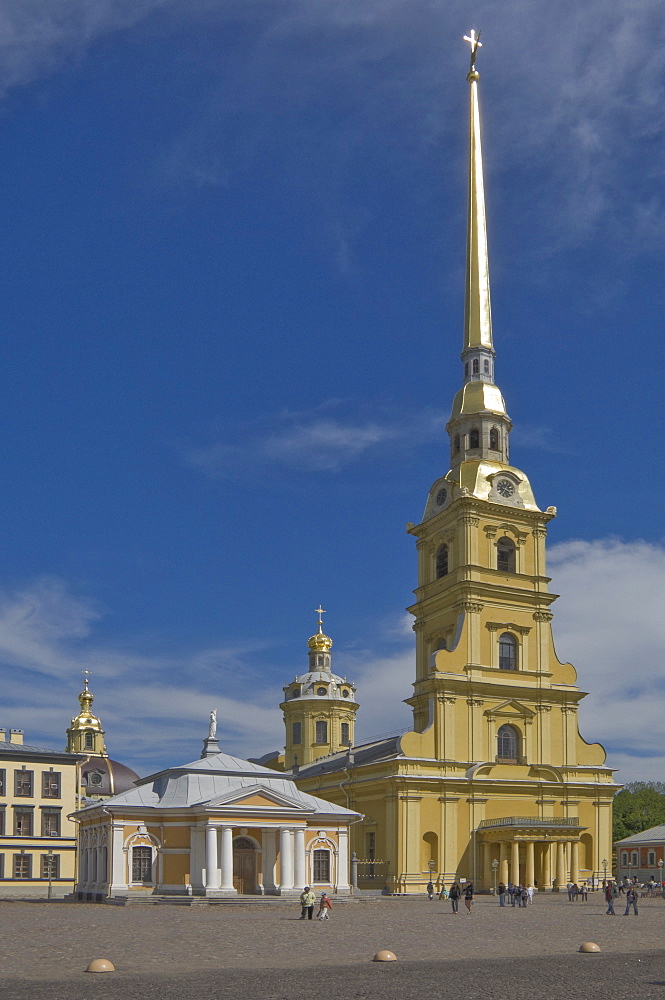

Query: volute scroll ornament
<box><xmin>533</xmin><ymin>611</ymin><xmax>553</xmax><ymax>622</ymax></box>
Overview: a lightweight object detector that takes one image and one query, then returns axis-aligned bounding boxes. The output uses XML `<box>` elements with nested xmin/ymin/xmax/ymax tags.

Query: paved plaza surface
<box><xmin>1</xmin><ymin>893</ymin><xmax>664</xmax><ymax>999</ymax></box>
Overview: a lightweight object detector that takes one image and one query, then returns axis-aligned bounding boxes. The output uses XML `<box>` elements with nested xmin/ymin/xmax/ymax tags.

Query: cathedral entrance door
<box><xmin>233</xmin><ymin>838</ymin><xmax>258</xmax><ymax>894</ymax></box>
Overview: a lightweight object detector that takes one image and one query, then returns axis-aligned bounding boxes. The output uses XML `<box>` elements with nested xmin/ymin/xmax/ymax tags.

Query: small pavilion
<box><xmin>72</xmin><ymin>726</ymin><xmax>361</xmax><ymax>900</ymax></box>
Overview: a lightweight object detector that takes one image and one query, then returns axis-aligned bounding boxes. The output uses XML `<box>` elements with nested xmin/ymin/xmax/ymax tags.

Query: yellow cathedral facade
<box><xmin>263</xmin><ymin>38</ymin><xmax>619</xmax><ymax>893</ymax></box>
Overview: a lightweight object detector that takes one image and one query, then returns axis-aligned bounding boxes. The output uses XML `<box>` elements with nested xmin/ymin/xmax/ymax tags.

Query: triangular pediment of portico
<box><xmin>205</xmin><ymin>783</ymin><xmax>309</xmax><ymax>812</ymax></box>
<box><xmin>484</xmin><ymin>699</ymin><xmax>535</xmax><ymax>721</ymax></box>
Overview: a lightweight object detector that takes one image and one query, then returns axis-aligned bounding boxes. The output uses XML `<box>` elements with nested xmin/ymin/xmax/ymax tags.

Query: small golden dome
<box><xmin>308</xmin><ymin>625</ymin><xmax>333</xmax><ymax>652</ymax></box>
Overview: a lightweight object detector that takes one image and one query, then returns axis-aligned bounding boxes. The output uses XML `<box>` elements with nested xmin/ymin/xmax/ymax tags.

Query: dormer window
<box><xmin>316</xmin><ymin>687</ymin><xmax>327</xmax><ymax>696</ymax></box>
<box><xmin>469</xmin><ymin>428</ymin><xmax>480</xmax><ymax>449</ymax></box>
<box><xmin>291</xmin><ymin>689</ymin><xmax>300</xmax><ymax>698</ymax></box>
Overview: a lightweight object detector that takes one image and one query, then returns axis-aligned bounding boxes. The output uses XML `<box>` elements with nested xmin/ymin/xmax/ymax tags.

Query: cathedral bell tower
<box><xmin>281</xmin><ymin>609</ymin><xmax>358</xmax><ymax>770</ymax></box>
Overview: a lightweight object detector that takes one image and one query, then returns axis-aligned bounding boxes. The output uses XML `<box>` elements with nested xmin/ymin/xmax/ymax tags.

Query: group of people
<box><xmin>497</xmin><ymin>882</ymin><xmax>534</xmax><ymax>906</ymax></box>
<box><xmin>605</xmin><ymin>881</ymin><xmax>639</xmax><ymax>916</ymax></box>
<box><xmin>425</xmin><ymin>881</ymin><xmax>475</xmax><ymax>912</ymax></box>
<box><xmin>566</xmin><ymin>882</ymin><xmax>589</xmax><ymax>901</ymax></box>
<box><xmin>299</xmin><ymin>887</ymin><xmax>332</xmax><ymax>920</ymax></box>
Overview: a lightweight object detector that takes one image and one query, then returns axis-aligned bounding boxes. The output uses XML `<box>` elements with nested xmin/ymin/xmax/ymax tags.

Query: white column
<box><xmin>262</xmin><ymin>827</ymin><xmax>277</xmax><ymax>893</ymax></box>
<box><xmin>337</xmin><ymin>828</ymin><xmax>350</xmax><ymax>891</ymax></box>
<box><xmin>205</xmin><ymin>825</ymin><xmax>218</xmax><ymax>890</ymax></box>
<box><xmin>220</xmin><ymin>826</ymin><xmax>235</xmax><ymax>891</ymax></box>
<box><xmin>293</xmin><ymin>828</ymin><xmax>306</xmax><ymax>889</ymax></box>
<box><xmin>280</xmin><ymin>827</ymin><xmax>294</xmax><ymax>890</ymax></box>
<box><xmin>109</xmin><ymin>823</ymin><xmax>127</xmax><ymax>892</ymax></box>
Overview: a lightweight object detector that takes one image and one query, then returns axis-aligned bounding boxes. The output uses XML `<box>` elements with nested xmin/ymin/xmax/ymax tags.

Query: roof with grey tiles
<box><xmin>616</xmin><ymin>824</ymin><xmax>665</xmax><ymax>845</ymax></box>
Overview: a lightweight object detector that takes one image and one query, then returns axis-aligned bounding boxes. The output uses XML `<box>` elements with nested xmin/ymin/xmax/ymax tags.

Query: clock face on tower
<box><xmin>496</xmin><ymin>479</ymin><xmax>515</xmax><ymax>498</ymax></box>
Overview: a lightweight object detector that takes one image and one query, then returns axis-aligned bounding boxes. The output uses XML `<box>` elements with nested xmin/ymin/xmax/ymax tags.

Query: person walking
<box><xmin>605</xmin><ymin>881</ymin><xmax>618</xmax><ymax>915</ymax></box>
<box><xmin>498</xmin><ymin>881</ymin><xmax>507</xmax><ymax>907</ymax></box>
<box><xmin>426</xmin><ymin>880</ymin><xmax>435</xmax><ymax>900</ymax></box>
<box><xmin>464</xmin><ymin>882</ymin><xmax>474</xmax><ymax>913</ymax></box>
<box><xmin>624</xmin><ymin>885</ymin><xmax>639</xmax><ymax>916</ymax></box>
<box><xmin>317</xmin><ymin>892</ymin><xmax>332</xmax><ymax>920</ymax></box>
<box><xmin>449</xmin><ymin>882</ymin><xmax>461</xmax><ymax>913</ymax></box>
<box><xmin>299</xmin><ymin>886</ymin><xmax>317</xmax><ymax>920</ymax></box>
<box><xmin>526</xmin><ymin>884</ymin><xmax>534</xmax><ymax>904</ymax></box>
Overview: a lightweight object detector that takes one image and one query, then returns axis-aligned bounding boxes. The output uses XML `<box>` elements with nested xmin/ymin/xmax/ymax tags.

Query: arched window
<box><xmin>312</xmin><ymin>849</ymin><xmax>331</xmax><ymax>882</ymax></box>
<box><xmin>435</xmin><ymin>544</ymin><xmax>449</xmax><ymax>578</ymax></box>
<box><xmin>315</xmin><ymin>721</ymin><xmax>328</xmax><ymax>744</ymax></box>
<box><xmin>484</xmin><ymin>359</ymin><xmax>490</xmax><ymax>374</ymax></box>
<box><xmin>499</xmin><ymin>633</ymin><xmax>517</xmax><ymax>670</ymax></box>
<box><xmin>84</xmin><ymin>732</ymin><xmax>94</xmax><ymax>750</ymax></box>
<box><xmin>472</xmin><ymin>358</ymin><xmax>479</xmax><ymax>374</ymax></box>
<box><xmin>497</xmin><ymin>724</ymin><xmax>519</xmax><ymax>761</ymax></box>
<box><xmin>497</xmin><ymin>537</ymin><xmax>516</xmax><ymax>572</ymax></box>
<box><xmin>489</xmin><ymin>427</ymin><xmax>499</xmax><ymax>450</ymax></box>
<box><xmin>131</xmin><ymin>846</ymin><xmax>153</xmax><ymax>884</ymax></box>
<box><xmin>454</xmin><ymin>434</ymin><xmax>460</xmax><ymax>455</ymax></box>
<box><xmin>469</xmin><ymin>428</ymin><xmax>480</xmax><ymax>449</ymax></box>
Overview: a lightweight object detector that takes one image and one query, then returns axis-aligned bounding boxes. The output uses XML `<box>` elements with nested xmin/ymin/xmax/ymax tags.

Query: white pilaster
<box><xmin>109</xmin><ymin>822</ymin><xmax>127</xmax><ymax>892</ymax></box>
<box><xmin>220</xmin><ymin>826</ymin><xmax>235</xmax><ymax>891</ymax></box>
<box><xmin>293</xmin><ymin>828</ymin><xmax>306</xmax><ymax>889</ymax></box>
<box><xmin>279</xmin><ymin>827</ymin><xmax>294</xmax><ymax>890</ymax></box>
<box><xmin>205</xmin><ymin>825</ymin><xmax>218</xmax><ymax>890</ymax></box>
<box><xmin>337</xmin><ymin>828</ymin><xmax>350</xmax><ymax>891</ymax></box>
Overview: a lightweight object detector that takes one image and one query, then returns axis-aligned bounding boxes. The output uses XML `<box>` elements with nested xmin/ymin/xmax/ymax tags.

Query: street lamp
<box><xmin>492</xmin><ymin>858</ymin><xmax>499</xmax><ymax>895</ymax></box>
<box><xmin>658</xmin><ymin>858</ymin><xmax>663</xmax><ymax>890</ymax></box>
<box><xmin>602</xmin><ymin>858</ymin><xmax>608</xmax><ymax>888</ymax></box>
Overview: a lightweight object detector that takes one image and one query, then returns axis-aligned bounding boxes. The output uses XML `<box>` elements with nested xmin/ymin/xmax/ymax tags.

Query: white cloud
<box><xmin>179</xmin><ymin>403</ymin><xmax>443</xmax><ymax>478</ymax></box>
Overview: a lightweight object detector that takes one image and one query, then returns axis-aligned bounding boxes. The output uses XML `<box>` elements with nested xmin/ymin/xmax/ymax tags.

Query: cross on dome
<box><xmin>463</xmin><ymin>29</ymin><xmax>482</xmax><ymax>71</ymax></box>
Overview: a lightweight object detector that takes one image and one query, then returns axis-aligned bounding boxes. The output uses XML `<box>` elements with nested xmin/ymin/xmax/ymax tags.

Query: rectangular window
<box><xmin>42</xmin><ymin>772</ymin><xmax>61</xmax><ymax>798</ymax></box>
<box><xmin>14</xmin><ymin>770</ymin><xmax>33</xmax><ymax>797</ymax></box>
<box><xmin>13</xmin><ymin>854</ymin><xmax>32</xmax><ymax>879</ymax></box>
<box><xmin>292</xmin><ymin>722</ymin><xmax>302</xmax><ymax>745</ymax></box>
<box><xmin>341</xmin><ymin>722</ymin><xmax>350</xmax><ymax>745</ymax></box>
<box><xmin>367</xmin><ymin>832</ymin><xmax>376</xmax><ymax>860</ymax></box>
<box><xmin>315</xmin><ymin>721</ymin><xmax>328</xmax><ymax>744</ymax></box>
<box><xmin>312</xmin><ymin>849</ymin><xmax>330</xmax><ymax>882</ymax></box>
<box><xmin>0</xmin><ymin>769</ymin><xmax>5</xmax><ymax>796</ymax></box>
<box><xmin>132</xmin><ymin>846</ymin><xmax>153</xmax><ymax>883</ymax></box>
<box><xmin>0</xmin><ymin>854</ymin><xmax>4</xmax><ymax>878</ymax></box>
<box><xmin>41</xmin><ymin>810</ymin><xmax>61</xmax><ymax>837</ymax></box>
<box><xmin>41</xmin><ymin>854</ymin><xmax>60</xmax><ymax>880</ymax></box>
<box><xmin>648</xmin><ymin>851</ymin><xmax>656</xmax><ymax>866</ymax></box>
<box><xmin>14</xmin><ymin>810</ymin><xmax>33</xmax><ymax>836</ymax></box>
<box><xmin>0</xmin><ymin>810</ymin><xmax>4</xmax><ymax>836</ymax></box>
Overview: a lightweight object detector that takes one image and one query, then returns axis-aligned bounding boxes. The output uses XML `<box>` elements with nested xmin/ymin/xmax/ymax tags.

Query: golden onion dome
<box><xmin>308</xmin><ymin>624</ymin><xmax>333</xmax><ymax>652</ymax></box>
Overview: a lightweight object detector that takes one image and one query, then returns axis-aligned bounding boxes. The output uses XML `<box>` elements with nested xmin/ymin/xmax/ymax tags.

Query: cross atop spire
<box><xmin>463</xmin><ymin>29</ymin><xmax>482</xmax><ymax>73</ymax></box>
<box><xmin>315</xmin><ymin>605</ymin><xmax>326</xmax><ymax>629</ymax></box>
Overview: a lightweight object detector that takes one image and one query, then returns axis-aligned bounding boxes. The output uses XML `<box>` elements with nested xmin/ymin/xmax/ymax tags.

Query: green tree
<box><xmin>613</xmin><ymin>782</ymin><xmax>665</xmax><ymax>843</ymax></box>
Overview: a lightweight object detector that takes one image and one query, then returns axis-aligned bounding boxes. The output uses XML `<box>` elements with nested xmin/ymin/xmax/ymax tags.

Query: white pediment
<box><xmin>485</xmin><ymin>699</ymin><xmax>535</xmax><ymax>720</ymax></box>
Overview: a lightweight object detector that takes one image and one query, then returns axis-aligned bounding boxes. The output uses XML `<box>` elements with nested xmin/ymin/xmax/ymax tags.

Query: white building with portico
<box><xmin>71</xmin><ymin>731</ymin><xmax>360</xmax><ymax>900</ymax></box>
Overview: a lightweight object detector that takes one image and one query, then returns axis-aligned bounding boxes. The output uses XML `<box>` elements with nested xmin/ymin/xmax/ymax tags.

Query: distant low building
<box><xmin>0</xmin><ymin>728</ymin><xmax>79</xmax><ymax>897</ymax></box>
<box><xmin>616</xmin><ymin>826</ymin><xmax>665</xmax><ymax>883</ymax></box>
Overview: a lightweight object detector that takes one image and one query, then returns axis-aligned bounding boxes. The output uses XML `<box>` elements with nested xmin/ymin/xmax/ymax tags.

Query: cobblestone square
<box><xmin>1</xmin><ymin>892</ymin><xmax>664</xmax><ymax>999</ymax></box>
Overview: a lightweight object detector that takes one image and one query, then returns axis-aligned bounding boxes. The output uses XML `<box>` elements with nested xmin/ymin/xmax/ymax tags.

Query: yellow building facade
<box><xmin>0</xmin><ymin>728</ymin><xmax>79</xmax><ymax>896</ymax></box>
<box><xmin>270</xmin><ymin>45</ymin><xmax>618</xmax><ymax>892</ymax></box>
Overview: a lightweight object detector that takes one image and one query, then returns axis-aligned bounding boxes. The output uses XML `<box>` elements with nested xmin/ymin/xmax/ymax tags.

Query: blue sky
<box><xmin>0</xmin><ymin>0</ymin><xmax>664</xmax><ymax>783</ymax></box>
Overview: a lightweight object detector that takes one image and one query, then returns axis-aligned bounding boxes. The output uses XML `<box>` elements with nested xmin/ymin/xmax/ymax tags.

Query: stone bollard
<box><xmin>85</xmin><ymin>959</ymin><xmax>116</xmax><ymax>973</ymax></box>
<box><xmin>373</xmin><ymin>950</ymin><xmax>397</xmax><ymax>962</ymax></box>
<box><xmin>578</xmin><ymin>943</ymin><xmax>601</xmax><ymax>954</ymax></box>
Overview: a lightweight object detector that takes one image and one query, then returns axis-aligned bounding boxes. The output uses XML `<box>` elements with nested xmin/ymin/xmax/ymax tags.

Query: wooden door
<box><xmin>233</xmin><ymin>841</ymin><xmax>257</xmax><ymax>894</ymax></box>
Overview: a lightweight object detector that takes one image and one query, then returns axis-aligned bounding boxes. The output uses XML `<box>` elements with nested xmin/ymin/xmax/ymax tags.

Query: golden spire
<box><xmin>462</xmin><ymin>29</ymin><xmax>493</xmax><ymax>354</ymax></box>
